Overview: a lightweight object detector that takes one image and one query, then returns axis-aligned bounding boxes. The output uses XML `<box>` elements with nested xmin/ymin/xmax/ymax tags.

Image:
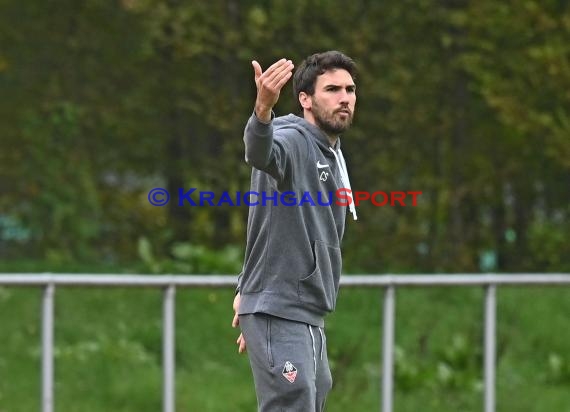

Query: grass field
<box><xmin>1</xmin><ymin>265</ymin><xmax>569</xmax><ymax>411</ymax></box>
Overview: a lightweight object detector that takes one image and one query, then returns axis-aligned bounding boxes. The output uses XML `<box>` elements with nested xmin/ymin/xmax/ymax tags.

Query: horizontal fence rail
<box><xmin>1</xmin><ymin>273</ymin><xmax>570</xmax><ymax>287</ymax></box>
<box><xmin>1</xmin><ymin>273</ymin><xmax>569</xmax><ymax>412</ymax></box>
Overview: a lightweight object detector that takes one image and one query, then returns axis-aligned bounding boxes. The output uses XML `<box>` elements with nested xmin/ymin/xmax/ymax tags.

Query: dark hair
<box><xmin>292</xmin><ymin>51</ymin><xmax>357</xmax><ymax>108</ymax></box>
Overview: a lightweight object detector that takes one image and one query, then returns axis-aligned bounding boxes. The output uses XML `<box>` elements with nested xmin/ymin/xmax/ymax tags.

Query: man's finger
<box><xmin>259</xmin><ymin>59</ymin><xmax>292</xmax><ymax>82</ymax></box>
<box><xmin>263</xmin><ymin>60</ymin><xmax>293</xmax><ymax>82</ymax></box>
<box><xmin>238</xmin><ymin>334</ymin><xmax>247</xmax><ymax>353</ymax></box>
<box><xmin>252</xmin><ymin>60</ymin><xmax>262</xmax><ymax>81</ymax></box>
<box><xmin>263</xmin><ymin>61</ymin><xmax>294</xmax><ymax>89</ymax></box>
<box><xmin>269</xmin><ymin>68</ymin><xmax>293</xmax><ymax>90</ymax></box>
<box><xmin>232</xmin><ymin>313</ymin><xmax>239</xmax><ymax>328</ymax></box>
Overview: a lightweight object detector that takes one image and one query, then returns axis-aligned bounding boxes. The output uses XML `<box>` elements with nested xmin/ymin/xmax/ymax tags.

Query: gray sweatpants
<box><xmin>239</xmin><ymin>313</ymin><xmax>333</xmax><ymax>412</ymax></box>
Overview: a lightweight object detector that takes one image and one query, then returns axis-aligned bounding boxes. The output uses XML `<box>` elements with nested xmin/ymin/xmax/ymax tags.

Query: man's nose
<box><xmin>339</xmin><ymin>90</ymin><xmax>350</xmax><ymax>104</ymax></box>
<box><xmin>339</xmin><ymin>89</ymin><xmax>353</xmax><ymax>106</ymax></box>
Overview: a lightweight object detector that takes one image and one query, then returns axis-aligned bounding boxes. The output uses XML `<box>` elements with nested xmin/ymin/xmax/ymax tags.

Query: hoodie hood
<box><xmin>274</xmin><ymin>114</ymin><xmax>341</xmax><ymax>156</ymax></box>
<box><xmin>274</xmin><ymin>114</ymin><xmax>357</xmax><ymax>220</ymax></box>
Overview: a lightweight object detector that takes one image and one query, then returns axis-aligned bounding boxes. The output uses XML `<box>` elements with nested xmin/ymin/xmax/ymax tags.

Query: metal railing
<box><xmin>1</xmin><ymin>273</ymin><xmax>570</xmax><ymax>412</ymax></box>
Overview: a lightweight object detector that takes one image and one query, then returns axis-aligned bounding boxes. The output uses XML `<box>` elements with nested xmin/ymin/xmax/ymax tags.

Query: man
<box><xmin>232</xmin><ymin>51</ymin><xmax>358</xmax><ymax>412</ymax></box>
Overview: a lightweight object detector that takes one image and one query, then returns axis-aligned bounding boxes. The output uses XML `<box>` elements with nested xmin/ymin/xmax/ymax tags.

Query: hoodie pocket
<box><xmin>298</xmin><ymin>241</ymin><xmax>341</xmax><ymax>312</ymax></box>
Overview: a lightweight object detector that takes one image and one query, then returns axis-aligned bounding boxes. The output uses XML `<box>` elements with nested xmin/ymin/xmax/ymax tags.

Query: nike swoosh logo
<box><xmin>317</xmin><ymin>161</ymin><xmax>330</xmax><ymax>169</ymax></box>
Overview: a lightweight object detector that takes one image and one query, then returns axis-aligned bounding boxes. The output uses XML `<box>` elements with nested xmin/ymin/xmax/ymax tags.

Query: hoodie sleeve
<box><xmin>243</xmin><ymin>111</ymin><xmax>298</xmax><ymax>184</ymax></box>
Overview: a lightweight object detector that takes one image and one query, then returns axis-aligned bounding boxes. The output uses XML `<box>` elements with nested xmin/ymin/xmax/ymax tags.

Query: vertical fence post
<box><xmin>484</xmin><ymin>284</ymin><xmax>496</xmax><ymax>412</ymax></box>
<box><xmin>163</xmin><ymin>285</ymin><xmax>176</xmax><ymax>412</ymax></box>
<box><xmin>382</xmin><ymin>285</ymin><xmax>396</xmax><ymax>412</ymax></box>
<box><xmin>42</xmin><ymin>283</ymin><xmax>55</xmax><ymax>412</ymax></box>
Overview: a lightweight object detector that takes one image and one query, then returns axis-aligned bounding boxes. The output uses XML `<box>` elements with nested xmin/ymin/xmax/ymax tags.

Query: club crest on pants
<box><xmin>282</xmin><ymin>361</ymin><xmax>298</xmax><ymax>383</ymax></box>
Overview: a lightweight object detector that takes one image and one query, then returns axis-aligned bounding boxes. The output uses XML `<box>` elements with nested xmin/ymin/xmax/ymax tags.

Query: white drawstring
<box><xmin>329</xmin><ymin>147</ymin><xmax>358</xmax><ymax>220</ymax></box>
<box><xmin>318</xmin><ymin>327</ymin><xmax>324</xmax><ymax>360</ymax></box>
<box><xmin>308</xmin><ymin>325</ymin><xmax>317</xmax><ymax>373</ymax></box>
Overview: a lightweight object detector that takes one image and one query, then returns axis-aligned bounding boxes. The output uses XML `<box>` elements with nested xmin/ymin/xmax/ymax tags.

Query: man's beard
<box><xmin>311</xmin><ymin>98</ymin><xmax>353</xmax><ymax>136</ymax></box>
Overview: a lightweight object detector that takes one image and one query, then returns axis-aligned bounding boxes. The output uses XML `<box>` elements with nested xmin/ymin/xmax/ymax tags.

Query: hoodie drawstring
<box><xmin>329</xmin><ymin>147</ymin><xmax>358</xmax><ymax>220</ymax></box>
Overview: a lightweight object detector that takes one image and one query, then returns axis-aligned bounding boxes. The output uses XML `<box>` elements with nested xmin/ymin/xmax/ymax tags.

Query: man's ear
<box><xmin>299</xmin><ymin>92</ymin><xmax>312</xmax><ymax>110</ymax></box>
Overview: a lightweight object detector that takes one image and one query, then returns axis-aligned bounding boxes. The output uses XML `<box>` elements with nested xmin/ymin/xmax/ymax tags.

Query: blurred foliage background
<box><xmin>1</xmin><ymin>0</ymin><xmax>568</xmax><ymax>273</ymax></box>
<box><xmin>1</xmin><ymin>0</ymin><xmax>569</xmax><ymax>411</ymax></box>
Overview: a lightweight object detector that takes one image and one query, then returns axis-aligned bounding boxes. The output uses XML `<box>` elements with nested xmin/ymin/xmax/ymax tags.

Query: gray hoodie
<box><xmin>237</xmin><ymin>112</ymin><xmax>356</xmax><ymax>327</ymax></box>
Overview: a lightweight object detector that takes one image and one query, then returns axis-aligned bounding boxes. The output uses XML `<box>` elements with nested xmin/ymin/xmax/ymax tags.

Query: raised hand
<box><xmin>252</xmin><ymin>58</ymin><xmax>295</xmax><ymax>122</ymax></box>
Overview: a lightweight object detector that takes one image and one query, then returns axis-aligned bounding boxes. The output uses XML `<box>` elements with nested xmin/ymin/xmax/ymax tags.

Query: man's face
<box><xmin>303</xmin><ymin>69</ymin><xmax>356</xmax><ymax>136</ymax></box>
